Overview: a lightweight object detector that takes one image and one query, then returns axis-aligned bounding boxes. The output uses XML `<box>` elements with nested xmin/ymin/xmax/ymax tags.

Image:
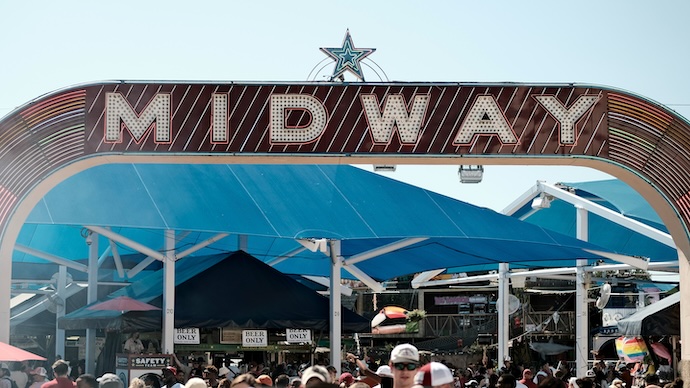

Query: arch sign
<box><xmin>1</xmin><ymin>82</ymin><xmax>690</xmax><ymax>336</ymax></box>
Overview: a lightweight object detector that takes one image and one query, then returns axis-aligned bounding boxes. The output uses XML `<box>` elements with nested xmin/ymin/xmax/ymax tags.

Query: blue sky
<box><xmin>1</xmin><ymin>0</ymin><xmax>688</xmax><ymax>211</ymax></box>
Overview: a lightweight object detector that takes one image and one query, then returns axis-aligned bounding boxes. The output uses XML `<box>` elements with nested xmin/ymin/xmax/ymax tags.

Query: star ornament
<box><xmin>320</xmin><ymin>30</ymin><xmax>376</xmax><ymax>81</ymax></box>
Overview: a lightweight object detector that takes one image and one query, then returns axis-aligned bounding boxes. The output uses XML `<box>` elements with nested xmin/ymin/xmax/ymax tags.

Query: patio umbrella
<box><xmin>0</xmin><ymin>341</ymin><xmax>46</xmax><ymax>361</ymax></box>
<box><xmin>87</xmin><ymin>296</ymin><xmax>160</xmax><ymax>312</ymax></box>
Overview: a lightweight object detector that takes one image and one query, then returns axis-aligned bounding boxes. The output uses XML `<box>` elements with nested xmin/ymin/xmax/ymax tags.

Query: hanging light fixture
<box><xmin>458</xmin><ymin>165</ymin><xmax>484</xmax><ymax>184</ymax></box>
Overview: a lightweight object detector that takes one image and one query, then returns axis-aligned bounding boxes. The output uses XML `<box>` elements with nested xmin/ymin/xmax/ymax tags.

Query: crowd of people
<box><xmin>0</xmin><ymin>344</ymin><xmax>681</xmax><ymax>388</ymax></box>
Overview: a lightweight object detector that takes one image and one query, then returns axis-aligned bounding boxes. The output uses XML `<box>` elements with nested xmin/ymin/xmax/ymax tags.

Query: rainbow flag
<box><xmin>615</xmin><ymin>336</ymin><xmax>648</xmax><ymax>362</ymax></box>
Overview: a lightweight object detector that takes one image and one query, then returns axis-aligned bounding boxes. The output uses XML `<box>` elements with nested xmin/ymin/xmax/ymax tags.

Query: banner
<box><xmin>615</xmin><ymin>336</ymin><xmax>648</xmax><ymax>362</ymax></box>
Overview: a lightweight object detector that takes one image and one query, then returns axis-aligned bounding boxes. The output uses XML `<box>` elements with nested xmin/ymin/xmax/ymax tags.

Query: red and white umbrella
<box><xmin>87</xmin><ymin>296</ymin><xmax>160</xmax><ymax>312</ymax></box>
<box><xmin>0</xmin><ymin>341</ymin><xmax>46</xmax><ymax>362</ymax></box>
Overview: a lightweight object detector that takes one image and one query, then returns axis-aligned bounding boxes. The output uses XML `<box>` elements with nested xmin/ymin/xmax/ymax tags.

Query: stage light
<box><xmin>531</xmin><ymin>194</ymin><xmax>554</xmax><ymax>209</ymax></box>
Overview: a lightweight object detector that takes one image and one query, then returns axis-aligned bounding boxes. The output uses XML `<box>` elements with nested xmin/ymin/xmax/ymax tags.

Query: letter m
<box><xmin>105</xmin><ymin>92</ymin><xmax>172</xmax><ymax>143</ymax></box>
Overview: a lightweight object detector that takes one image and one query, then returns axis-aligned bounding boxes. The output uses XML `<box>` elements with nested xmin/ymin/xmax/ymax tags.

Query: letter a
<box><xmin>270</xmin><ymin>94</ymin><xmax>327</xmax><ymax>144</ymax></box>
<box><xmin>453</xmin><ymin>95</ymin><xmax>518</xmax><ymax>145</ymax></box>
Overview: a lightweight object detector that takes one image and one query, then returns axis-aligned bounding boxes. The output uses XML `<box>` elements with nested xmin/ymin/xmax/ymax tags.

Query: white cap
<box><xmin>414</xmin><ymin>362</ymin><xmax>454</xmax><ymax>387</ymax></box>
<box><xmin>390</xmin><ymin>343</ymin><xmax>419</xmax><ymax>363</ymax></box>
<box><xmin>376</xmin><ymin>365</ymin><xmax>393</xmax><ymax>378</ymax></box>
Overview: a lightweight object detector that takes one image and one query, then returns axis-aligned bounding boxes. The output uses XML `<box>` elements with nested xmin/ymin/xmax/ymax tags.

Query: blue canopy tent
<box><xmin>11</xmin><ymin>164</ymin><xmax>647</xmax><ymax>367</ymax></box>
<box><xmin>58</xmin><ymin>250</ymin><xmax>370</xmax><ymax>332</ymax></box>
<box><xmin>16</xmin><ymin>164</ymin><xmax>633</xmax><ymax>282</ymax></box>
<box><xmin>506</xmin><ymin>179</ymin><xmax>676</xmax><ymax>262</ymax></box>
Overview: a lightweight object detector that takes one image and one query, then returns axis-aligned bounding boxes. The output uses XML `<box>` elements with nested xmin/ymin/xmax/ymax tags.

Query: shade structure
<box><xmin>59</xmin><ymin>251</ymin><xmax>370</xmax><ymax>332</ymax></box>
<box><xmin>0</xmin><ymin>341</ymin><xmax>46</xmax><ymax>361</ymax></box>
<box><xmin>17</xmin><ymin>164</ymin><xmax>636</xmax><ymax>284</ymax></box>
<box><xmin>616</xmin><ymin>292</ymin><xmax>680</xmax><ymax>336</ymax></box>
<box><xmin>87</xmin><ymin>296</ymin><xmax>160</xmax><ymax>312</ymax></box>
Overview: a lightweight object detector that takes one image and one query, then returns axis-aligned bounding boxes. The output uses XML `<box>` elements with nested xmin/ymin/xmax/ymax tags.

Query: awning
<box><xmin>616</xmin><ymin>292</ymin><xmax>680</xmax><ymax>336</ymax></box>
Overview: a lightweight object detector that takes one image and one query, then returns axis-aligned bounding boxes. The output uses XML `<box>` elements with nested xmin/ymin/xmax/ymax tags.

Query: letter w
<box><xmin>105</xmin><ymin>92</ymin><xmax>171</xmax><ymax>143</ymax></box>
<box><xmin>361</xmin><ymin>94</ymin><xmax>429</xmax><ymax>144</ymax></box>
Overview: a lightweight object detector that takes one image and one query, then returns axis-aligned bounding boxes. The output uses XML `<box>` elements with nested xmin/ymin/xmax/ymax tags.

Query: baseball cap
<box><xmin>585</xmin><ymin>370</ymin><xmax>596</xmax><ymax>378</ymax></box>
<box><xmin>390</xmin><ymin>343</ymin><xmax>419</xmax><ymax>364</ymax></box>
<box><xmin>162</xmin><ymin>366</ymin><xmax>178</xmax><ymax>375</ymax></box>
<box><xmin>301</xmin><ymin>366</ymin><xmax>329</xmax><ymax>385</ymax></box>
<box><xmin>185</xmin><ymin>378</ymin><xmax>207</xmax><ymax>388</ymax></box>
<box><xmin>339</xmin><ymin>373</ymin><xmax>355</xmax><ymax>385</ymax></box>
<box><xmin>98</xmin><ymin>373</ymin><xmax>124</xmax><ymax>388</ymax></box>
<box><xmin>414</xmin><ymin>362</ymin><xmax>454</xmax><ymax>387</ymax></box>
<box><xmin>376</xmin><ymin>365</ymin><xmax>394</xmax><ymax>378</ymax></box>
<box><xmin>464</xmin><ymin>380</ymin><xmax>478</xmax><ymax>387</ymax></box>
<box><xmin>257</xmin><ymin>375</ymin><xmax>273</xmax><ymax>387</ymax></box>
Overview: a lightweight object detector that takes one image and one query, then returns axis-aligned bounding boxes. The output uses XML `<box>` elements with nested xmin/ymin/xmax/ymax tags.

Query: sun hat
<box><xmin>414</xmin><ymin>362</ymin><xmax>454</xmax><ymax>387</ymax></box>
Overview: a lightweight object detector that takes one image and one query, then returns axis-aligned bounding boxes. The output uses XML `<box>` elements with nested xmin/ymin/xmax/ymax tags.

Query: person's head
<box><xmin>645</xmin><ymin>375</ymin><xmax>660</xmax><ymax>386</ymax></box>
<box><xmin>496</xmin><ymin>374</ymin><xmax>516</xmax><ymax>388</ymax></box>
<box><xmin>413</xmin><ymin>362</ymin><xmax>454</xmax><ymax>388</ymax></box>
<box><xmin>98</xmin><ymin>373</ymin><xmax>124</xmax><ymax>388</ymax></box>
<box><xmin>326</xmin><ymin>367</ymin><xmax>337</xmax><ymax>384</ymax></box>
<box><xmin>609</xmin><ymin>378</ymin><xmax>625</xmax><ymax>388</ymax></box>
<box><xmin>162</xmin><ymin>366</ymin><xmax>178</xmax><ymax>385</ymax></box>
<box><xmin>185</xmin><ymin>378</ymin><xmax>207</xmax><ymax>388</ymax></box>
<box><xmin>231</xmin><ymin>374</ymin><xmax>256</xmax><ymax>388</ymax></box>
<box><xmin>290</xmin><ymin>379</ymin><xmax>302</xmax><ymax>388</ymax></box>
<box><xmin>129</xmin><ymin>378</ymin><xmax>146</xmax><ymax>388</ymax></box>
<box><xmin>76</xmin><ymin>374</ymin><xmax>98</xmax><ymax>388</ymax></box>
<box><xmin>52</xmin><ymin>360</ymin><xmax>70</xmax><ymax>377</ymax></box>
<box><xmin>143</xmin><ymin>374</ymin><xmax>159</xmax><ymax>388</ymax></box>
<box><xmin>177</xmin><ymin>370</ymin><xmax>186</xmax><ymax>383</ymax></box>
<box><xmin>389</xmin><ymin>343</ymin><xmax>420</xmax><ymax>387</ymax></box>
<box><xmin>205</xmin><ymin>366</ymin><xmax>219</xmax><ymax>381</ymax></box>
<box><xmin>31</xmin><ymin>367</ymin><xmax>49</xmax><ymax>383</ymax></box>
<box><xmin>584</xmin><ymin>370</ymin><xmax>596</xmax><ymax>381</ymax></box>
<box><xmin>339</xmin><ymin>373</ymin><xmax>355</xmax><ymax>387</ymax></box>
<box><xmin>218</xmin><ymin>379</ymin><xmax>231</xmax><ymax>388</ymax></box>
<box><xmin>521</xmin><ymin>370</ymin><xmax>533</xmax><ymax>382</ymax></box>
<box><xmin>301</xmin><ymin>366</ymin><xmax>330</xmax><ymax>388</ymax></box>
<box><xmin>276</xmin><ymin>375</ymin><xmax>290</xmax><ymax>388</ymax></box>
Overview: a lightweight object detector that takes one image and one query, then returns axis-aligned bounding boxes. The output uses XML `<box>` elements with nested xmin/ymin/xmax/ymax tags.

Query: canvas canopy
<box><xmin>616</xmin><ymin>292</ymin><xmax>680</xmax><ymax>336</ymax></box>
<box><xmin>59</xmin><ymin>251</ymin><xmax>370</xmax><ymax>332</ymax></box>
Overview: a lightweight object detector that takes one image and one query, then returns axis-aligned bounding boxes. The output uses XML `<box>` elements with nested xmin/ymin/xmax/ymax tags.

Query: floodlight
<box><xmin>373</xmin><ymin>165</ymin><xmax>396</xmax><ymax>172</ymax></box>
<box><xmin>458</xmin><ymin>165</ymin><xmax>484</xmax><ymax>184</ymax></box>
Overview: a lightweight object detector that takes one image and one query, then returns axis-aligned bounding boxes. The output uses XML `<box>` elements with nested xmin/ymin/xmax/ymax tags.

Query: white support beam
<box><xmin>344</xmin><ymin>237</ymin><xmax>427</xmax><ymax>265</ymax></box>
<box><xmin>109</xmin><ymin>238</ymin><xmax>125</xmax><ymax>279</ymax></box>
<box><xmin>302</xmin><ymin>276</ymin><xmax>353</xmax><ymax>296</ymax></box>
<box><xmin>266</xmin><ymin>246</ymin><xmax>307</xmax><ymax>266</ymax></box>
<box><xmin>502</xmin><ymin>183</ymin><xmax>542</xmax><ymax>216</ymax></box>
<box><xmin>497</xmin><ymin>263</ymin><xmax>509</xmax><ymax>368</ymax></box>
<box><xmin>127</xmin><ymin>256</ymin><xmax>157</xmax><ymax>278</ymax></box>
<box><xmin>85</xmin><ymin>234</ymin><xmax>98</xmax><ymax>374</ymax></box>
<box><xmin>162</xmin><ymin>230</ymin><xmax>176</xmax><ymax>354</ymax></box>
<box><xmin>176</xmin><ymin>233</ymin><xmax>229</xmax><ymax>259</ymax></box>
<box><xmin>575</xmin><ymin>205</ymin><xmax>589</xmax><ymax>378</ymax></box>
<box><xmin>411</xmin><ymin>269</ymin><xmax>446</xmax><ymax>289</ymax></box>
<box><xmin>15</xmin><ymin>244</ymin><xmax>88</xmax><ymax>273</ymax></box>
<box><xmin>342</xmin><ymin>263</ymin><xmax>384</xmax><ymax>293</ymax></box>
<box><xmin>538</xmin><ymin>182</ymin><xmax>675</xmax><ymax>248</ymax></box>
<box><xmin>329</xmin><ymin>240</ymin><xmax>342</xmax><ymax>375</ymax></box>
<box><xmin>86</xmin><ymin>225</ymin><xmax>166</xmax><ymax>261</ymax></box>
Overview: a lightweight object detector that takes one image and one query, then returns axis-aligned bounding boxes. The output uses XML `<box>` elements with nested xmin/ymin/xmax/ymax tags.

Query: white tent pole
<box><xmin>498</xmin><ymin>263</ymin><xmax>509</xmax><ymax>368</ymax></box>
<box><xmin>85</xmin><ymin>233</ymin><xmax>99</xmax><ymax>374</ymax></box>
<box><xmin>162</xmin><ymin>229</ymin><xmax>176</xmax><ymax>353</ymax></box>
<box><xmin>329</xmin><ymin>240</ymin><xmax>342</xmax><ymax>375</ymax></box>
<box><xmin>54</xmin><ymin>265</ymin><xmax>67</xmax><ymax>359</ymax></box>
<box><xmin>575</xmin><ymin>205</ymin><xmax>589</xmax><ymax>376</ymax></box>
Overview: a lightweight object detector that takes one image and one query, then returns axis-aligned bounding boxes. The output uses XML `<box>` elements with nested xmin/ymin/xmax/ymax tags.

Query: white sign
<box><xmin>286</xmin><ymin>329</ymin><xmax>312</xmax><ymax>344</ymax></box>
<box><xmin>174</xmin><ymin>328</ymin><xmax>200</xmax><ymax>344</ymax></box>
<box><xmin>242</xmin><ymin>330</ymin><xmax>268</xmax><ymax>347</ymax></box>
